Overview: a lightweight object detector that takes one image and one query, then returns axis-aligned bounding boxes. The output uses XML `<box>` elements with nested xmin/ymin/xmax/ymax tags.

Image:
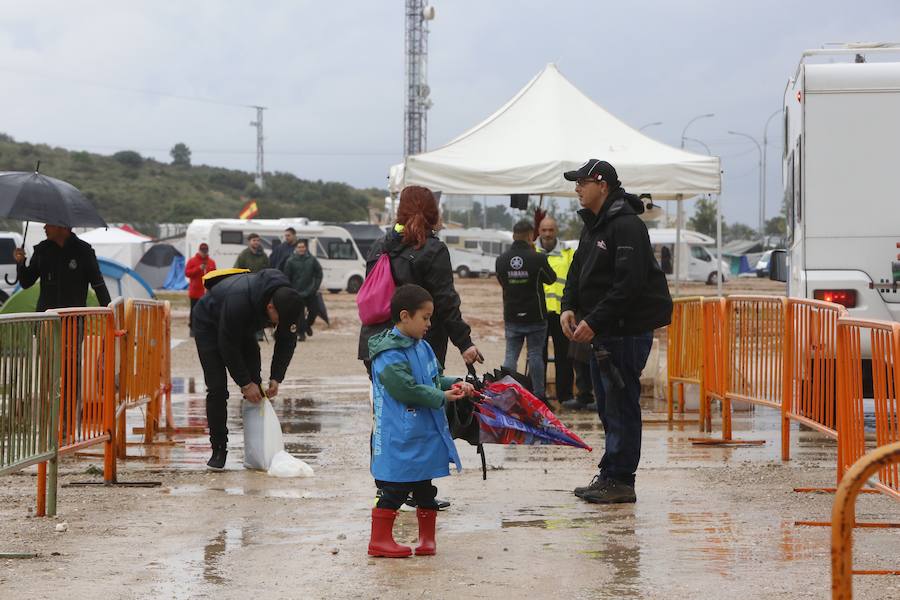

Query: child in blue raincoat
<box><xmin>367</xmin><ymin>284</ymin><xmax>474</xmax><ymax>558</ymax></box>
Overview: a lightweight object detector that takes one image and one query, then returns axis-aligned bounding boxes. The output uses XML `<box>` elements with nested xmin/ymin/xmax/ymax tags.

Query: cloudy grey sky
<box><xmin>1</xmin><ymin>0</ymin><xmax>899</xmax><ymax>226</ymax></box>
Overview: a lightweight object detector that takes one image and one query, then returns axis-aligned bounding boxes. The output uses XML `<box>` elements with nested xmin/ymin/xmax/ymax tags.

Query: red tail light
<box><xmin>814</xmin><ymin>289</ymin><xmax>857</xmax><ymax>308</ymax></box>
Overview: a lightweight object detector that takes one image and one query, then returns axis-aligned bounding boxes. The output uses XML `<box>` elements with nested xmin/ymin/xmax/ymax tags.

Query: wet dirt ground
<box><xmin>2</xmin><ymin>278</ymin><xmax>899</xmax><ymax>599</ymax></box>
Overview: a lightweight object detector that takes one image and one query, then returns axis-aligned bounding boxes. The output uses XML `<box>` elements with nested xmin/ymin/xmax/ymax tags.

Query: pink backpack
<box><xmin>356</xmin><ymin>253</ymin><xmax>396</xmax><ymax>325</ymax></box>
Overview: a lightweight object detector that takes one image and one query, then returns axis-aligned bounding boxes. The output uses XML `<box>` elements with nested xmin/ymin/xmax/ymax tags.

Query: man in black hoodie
<box><xmin>496</xmin><ymin>220</ymin><xmax>556</xmax><ymax>400</ymax></box>
<box><xmin>560</xmin><ymin>159</ymin><xmax>673</xmax><ymax>504</ymax></box>
<box><xmin>192</xmin><ymin>268</ymin><xmax>303</xmax><ymax>469</ymax></box>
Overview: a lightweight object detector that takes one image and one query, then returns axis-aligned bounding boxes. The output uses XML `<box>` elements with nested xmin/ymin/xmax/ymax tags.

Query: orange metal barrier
<box><xmin>831</xmin><ymin>441</ymin><xmax>900</xmax><ymax>599</ymax></box>
<box><xmin>53</xmin><ymin>307</ymin><xmax>117</xmax><ymax>490</ymax></box>
<box><xmin>118</xmin><ymin>299</ymin><xmax>172</xmax><ymax>448</ymax></box>
<box><xmin>783</xmin><ymin>299</ymin><xmax>846</xmax><ymax>461</ymax></box>
<box><xmin>699</xmin><ymin>298</ymin><xmax>726</xmax><ymax>432</ymax></box>
<box><xmin>837</xmin><ymin>317</ymin><xmax>900</xmax><ymax>496</ymax></box>
<box><xmin>667</xmin><ymin>297</ymin><xmax>704</xmax><ymax>421</ymax></box>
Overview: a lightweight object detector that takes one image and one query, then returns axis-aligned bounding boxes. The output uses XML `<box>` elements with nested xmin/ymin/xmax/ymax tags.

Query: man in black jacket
<box><xmin>269</xmin><ymin>227</ymin><xmax>298</xmax><ymax>272</ymax></box>
<box><xmin>496</xmin><ymin>220</ymin><xmax>555</xmax><ymax>400</ymax></box>
<box><xmin>560</xmin><ymin>159</ymin><xmax>673</xmax><ymax>504</ymax></box>
<box><xmin>14</xmin><ymin>224</ymin><xmax>111</xmax><ymax>310</ymax></box>
<box><xmin>192</xmin><ymin>269</ymin><xmax>303</xmax><ymax>469</ymax></box>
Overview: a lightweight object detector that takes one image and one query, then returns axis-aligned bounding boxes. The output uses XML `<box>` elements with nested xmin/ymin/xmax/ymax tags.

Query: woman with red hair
<box><xmin>358</xmin><ymin>185</ymin><xmax>482</xmax><ymax>368</ymax></box>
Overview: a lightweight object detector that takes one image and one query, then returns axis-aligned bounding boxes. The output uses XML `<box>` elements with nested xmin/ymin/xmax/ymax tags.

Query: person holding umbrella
<box><xmin>1</xmin><ymin>168</ymin><xmax>111</xmax><ymax>310</ymax></box>
<box><xmin>13</xmin><ymin>223</ymin><xmax>111</xmax><ymax>310</ymax></box>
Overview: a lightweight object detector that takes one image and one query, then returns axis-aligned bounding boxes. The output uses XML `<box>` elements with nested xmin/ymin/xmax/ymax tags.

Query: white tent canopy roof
<box><xmin>79</xmin><ymin>226</ymin><xmax>152</xmax><ymax>268</ymax></box>
<box><xmin>392</xmin><ymin>63</ymin><xmax>721</xmax><ymax>197</ymax></box>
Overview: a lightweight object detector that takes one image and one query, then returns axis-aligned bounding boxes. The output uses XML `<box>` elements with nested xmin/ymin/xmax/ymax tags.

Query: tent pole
<box><xmin>674</xmin><ymin>195</ymin><xmax>682</xmax><ymax>297</ymax></box>
<box><xmin>716</xmin><ymin>193</ymin><xmax>723</xmax><ymax>297</ymax></box>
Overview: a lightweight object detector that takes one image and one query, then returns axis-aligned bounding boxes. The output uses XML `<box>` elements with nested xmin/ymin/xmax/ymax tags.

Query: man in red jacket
<box><xmin>185</xmin><ymin>242</ymin><xmax>217</xmax><ymax>336</ymax></box>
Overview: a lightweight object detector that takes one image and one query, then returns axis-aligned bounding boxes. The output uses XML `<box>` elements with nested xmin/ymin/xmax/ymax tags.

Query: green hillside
<box><xmin>0</xmin><ymin>133</ymin><xmax>386</xmax><ymax>234</ymax></box>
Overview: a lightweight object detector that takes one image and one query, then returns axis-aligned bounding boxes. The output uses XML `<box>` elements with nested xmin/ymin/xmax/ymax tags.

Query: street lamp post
<box><xmin>761</xmin><ymin>109</ymin><xmax>781</xmax><ymax>242</ymax></box>
<box><xmin>674</xmin><ymin>113</ymin><xmax>714</xmax><ymax>297</ymax></box>
<box><xmin>683</xmin><ymin>136</ymin><xmax>723</xmax><ymax>296</ymax></box>
<box><xmin>728</xmin><ymin>130</ymin><xmax>763</xmax><ymax>239</ymax></box>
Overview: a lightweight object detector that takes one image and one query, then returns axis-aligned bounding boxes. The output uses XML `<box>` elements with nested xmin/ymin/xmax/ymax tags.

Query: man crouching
<box><xmin>191</xmin><ymin>268</ymin><xmax>303</xmax><ymax>469</ymax></box>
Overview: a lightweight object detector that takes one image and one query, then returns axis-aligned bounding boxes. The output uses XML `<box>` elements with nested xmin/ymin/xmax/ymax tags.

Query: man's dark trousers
<box><xmin>544</xmin><ymin>312</ymin><xmax>575</xmax><ymax>401</ymax></box>
<box><xmin>589</xmin><ymin>332</ymin><xmax>653</xmax><ymax>486</ymax></box>
<box><xmin>196</xmin><ymin>337</ymin><xmax>262</xmax><ymax>447</ymax></box>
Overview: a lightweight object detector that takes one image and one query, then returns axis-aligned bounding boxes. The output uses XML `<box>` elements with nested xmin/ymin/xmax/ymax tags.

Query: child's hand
<box><xmin>444</xmin><ymin>386</ymin><xmax>465</xmax><ymax>403</ymax></box>
<box><xmin>452</xmin><ymin>381</ymin><xmax>476</xmax><ymax>397</ymax></box>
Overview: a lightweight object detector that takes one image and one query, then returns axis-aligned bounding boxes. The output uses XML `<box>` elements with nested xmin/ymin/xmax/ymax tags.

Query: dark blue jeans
<box><xmin>589</xmin><ymin>332</ymin><xmax>653</xmax><ymax>487</ymax></box>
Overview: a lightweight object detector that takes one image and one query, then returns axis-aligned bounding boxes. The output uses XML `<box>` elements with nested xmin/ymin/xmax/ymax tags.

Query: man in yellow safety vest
<box><xmin>535</xmin><ymin>217</ymin><xmax>595</xmax><ymax>410</ymax></box>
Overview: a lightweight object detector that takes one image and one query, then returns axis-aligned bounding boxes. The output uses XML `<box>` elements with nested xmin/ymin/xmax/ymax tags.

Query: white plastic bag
<box><xmin>242</xmin><ymin>398</ymin><xmax>315</xmax><ymax>478</ymax></box>
<box><xmin>242</xmin><ymin>399</ymin><xmax>284</xmax><ymax>470</ymax></box>
<box><xmin>267</xmin><ymin>450</ymin><xmax>314</xmax><ymax>478</ymax></box>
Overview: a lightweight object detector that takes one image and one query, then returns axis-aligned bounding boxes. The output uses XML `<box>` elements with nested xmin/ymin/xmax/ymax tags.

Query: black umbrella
<box><xmin>0</xmin><ymin>164</ymin><xmax>107</xmax><ymax>284</ymax></box>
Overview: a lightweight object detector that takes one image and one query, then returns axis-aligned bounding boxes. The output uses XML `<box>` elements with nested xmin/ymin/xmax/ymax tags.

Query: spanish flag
<box><xmin>238</xmin><ymin>198</ymin><xmax>259</xmax><ymax>220</ymax></box>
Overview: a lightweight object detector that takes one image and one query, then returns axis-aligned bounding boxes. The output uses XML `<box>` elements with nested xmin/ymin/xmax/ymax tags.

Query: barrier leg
<box><xmin>690</xmin><ymin>396</ymin><xmax>765</xmax><ymax>446</ymax></box>
<box><xmin>47</xmin><ymin>454</ymin><xmax>58</xmax><ymax>517</ymax></box>
<box><xmin>678</xmin><ymin>383</ymin><xmax>685</xmax><ymax>415</ymax></box>
<box><xmin>782</xmin><ymin>408</ymin><xmax>792</xmax><ymax>462</ymax></box>
<box><xmin>36</xmin><ymin>461</ymin><xmax>47</xmax><ymax>517</ymax></box>
<box><xmin>667</xmin><ymin>380</ymin><xmax>674</xmax><ymax>421</ymax></box>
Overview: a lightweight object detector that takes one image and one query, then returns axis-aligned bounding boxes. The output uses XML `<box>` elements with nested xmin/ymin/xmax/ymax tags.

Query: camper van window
<box><xmin>465</xmin><ymin>240</ymin><xmax>479</xmax><ymax>250</ymax></box>
<box><xmin>221</xmin><ymin>230</ymin><xmax>243</xmax><ymax>245</ymax></box>
<box><xmin>445</xmin><ymin>235</ymin><xmax>460</xmax><ymax>245</ymax></box>
<box><xmin>313</xmin><ymin>239</ymin><xmax>328</xmax><ymax>259</ymax></box>
<box><xmin>325</xmin><ymin>238</ymin><xmax>357</xmax><ymax>260</ymax></box>
<box><xmin>786</xmin><ymin>152</ymin><xmax>795</xmax><ymax>242</ymax></box>
<box><xmin>0</xmin><ymin>238</ymin><xmax>15</xmax><ymax>264</ymax></box>
<box><xmin>691</xmin><ymin>246</ymin><xmax>711</xmax><ymax>262</ymax></box>
<box><xmin>794</xmin><ymin>136</ymin><xmax>802</xmax><ymax>223</ymax></box>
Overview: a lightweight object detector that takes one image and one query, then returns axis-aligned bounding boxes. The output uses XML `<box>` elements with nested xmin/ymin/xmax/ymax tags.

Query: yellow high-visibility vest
<box><xmin>535</xmin><ymin>241</ymin><xmax>574</xmax><ymax>314</ymax></box>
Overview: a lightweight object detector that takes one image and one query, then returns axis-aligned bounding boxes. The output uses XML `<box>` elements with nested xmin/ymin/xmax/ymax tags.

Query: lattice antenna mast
<box><xmin>250</xmin><ymin>106</ymin><xmax>266</xmax><ymax>189</ymax></box>
<box><xmin>404</xmin><ymin>1</ymin><xmax>435</xmax><ymax>158</ymax></box>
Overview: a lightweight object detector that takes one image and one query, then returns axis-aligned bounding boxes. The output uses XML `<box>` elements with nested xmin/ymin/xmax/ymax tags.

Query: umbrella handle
<box><xmin>4</xmin><ymin>273</ymin><xmax>17</xmax><ymax>286</ymax></box>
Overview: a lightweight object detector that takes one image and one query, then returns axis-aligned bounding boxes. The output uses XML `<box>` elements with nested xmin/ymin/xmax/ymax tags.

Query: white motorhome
<box><xmin>776</xmin><ymin>46</ymin><xmax>900</xmax><ymax>322</ymax></box>
<box><xmin>648</xmin><ymin>228</ymin><xmax>729</xmax><ymax>285</ymax></box>
<box><xmin>0</xmin><ymin>231</ymin><xmax>23</xmax><ymax>302</ymax></box>
<box><xmin>439</xmin><ymin>228</ymin><xmax>513</xmax><ymax>277</ymax></box>
<box><xmin>185</xmin><ymin>219</ymin><xmax>366</xmax><ymax>293</ymax></box>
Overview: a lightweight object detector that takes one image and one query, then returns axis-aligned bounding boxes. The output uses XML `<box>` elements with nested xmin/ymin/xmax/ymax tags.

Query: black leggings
<box><xmin>375</xmin><ymin>479</ymin><xmax>438</xmax><ymax>510</ymax></box>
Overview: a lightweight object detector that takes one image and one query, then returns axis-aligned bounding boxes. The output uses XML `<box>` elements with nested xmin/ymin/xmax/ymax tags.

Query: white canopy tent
<box><xmin>389</xmin><ymin>63</ymin><xmax>723</xmax><ymax>293</ymax></box>
<box><xmin>78</xmin><ymin>226</ymin><xmax>152</xmax><ymax>268</ymax></box>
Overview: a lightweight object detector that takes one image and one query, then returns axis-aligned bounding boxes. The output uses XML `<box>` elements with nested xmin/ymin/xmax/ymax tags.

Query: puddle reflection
<box><xmin>203</xmin><ymin>526</ymin><xmax>246</xmax><ymax>584</ymax></box>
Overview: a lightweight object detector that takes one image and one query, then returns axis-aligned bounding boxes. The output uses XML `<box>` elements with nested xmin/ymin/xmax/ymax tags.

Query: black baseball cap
<box><xmin>564</xmin><ymin>159</ymin><xmax>620</xmax><ymax>187</ymax></box>
<box><xmin>271</xmin><ymin>286</ymin><xmax>303</xmax><ymax>335</ymax></box>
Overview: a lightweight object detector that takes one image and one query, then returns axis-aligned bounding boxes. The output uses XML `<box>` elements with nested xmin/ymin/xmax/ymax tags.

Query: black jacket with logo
<box><xmin>357</xmin><ymin>230</ymin><xmax>473</xmax><ymax>364</ymax></box>
<box><xmin>496</xmin><ymin>240</ymin><xmax>555</xmax><ymax>324</ymax></box>
<box><xmin>18</xmin><ymin>233</ymin><xmax>112</xmax><ymax>311</ymax></box>
<box><xmin>561</xmin><ymin>188</ymin><xmax>673</xmax><ymax>336</ymax></box>
<box><xmin>192</xmin><ymin>269</ymin><xmax>298</xmax><ymax>386</ymax></box>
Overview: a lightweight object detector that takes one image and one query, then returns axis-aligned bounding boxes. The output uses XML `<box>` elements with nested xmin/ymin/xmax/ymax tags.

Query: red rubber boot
<box><xmin>368</xmin><ymin>508</ymin><xmax>412</xmax><ymax>558</ymax></box>
<box><xmin>415</xmin><ymin>508</ymin><xmax>437</xmax><ymax>556</ymax></box>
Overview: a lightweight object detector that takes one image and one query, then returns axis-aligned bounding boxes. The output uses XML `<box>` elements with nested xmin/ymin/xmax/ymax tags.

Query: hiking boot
<box><xmin>580</xmin><ymin>479</ymin><xmax>637</xmax><ymax>504</ymax></box>
<box><xmin>574</xmin><ymin>473</ymin><xmax>607</xmax><ymax>498</ymax></box>
<box><xmin>207</xmin><ymin>446</ymin><xmax>228</xmax><ymax>470</ymax></box>
<box><xmin>561</xmin><ymin>398</ymin><xmax>589</xmax><ymax>411</ymax></box>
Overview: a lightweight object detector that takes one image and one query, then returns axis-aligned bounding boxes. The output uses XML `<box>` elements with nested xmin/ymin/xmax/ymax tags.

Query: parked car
<box><xmin>755</xmin><ymin>250</ymin><xmax>774</xmax><ymax>278</ymax></box>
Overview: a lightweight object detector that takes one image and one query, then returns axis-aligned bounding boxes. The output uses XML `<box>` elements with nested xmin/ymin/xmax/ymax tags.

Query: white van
<box><xmin>439</xmin><ymin>227</ymin><xmax>513</xmax><ymax>277</ymax></box>
<box><xmin>775</xmin><ymin>46</ymin><xmax>900</xmax><ymax>321</ymax></box>
<box><xmin>185</xmin><ymin>219</ymin><xmax>366</xmax><ymax>293</ymax></box>
<box><xmin>648</xmin><ymin>228</ymin><xmax>728</xmax><ymax>285</ymax></box>
<box><xmin>0</xmin><ymin>231</ymin><xmax>24</xmax><ymax>302</ymax></box>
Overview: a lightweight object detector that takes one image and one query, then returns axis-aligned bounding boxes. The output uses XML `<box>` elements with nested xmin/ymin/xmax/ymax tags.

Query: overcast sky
<box><xmin>2</xmin><ymin>0</ymin><xmax>899</xmax><ymax>226</ymax></box>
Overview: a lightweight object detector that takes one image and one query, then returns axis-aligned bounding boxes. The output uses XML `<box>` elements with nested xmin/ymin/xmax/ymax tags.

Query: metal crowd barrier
<box><xmin>119</xmin><ymin>299</ymin><xmax>171</xmax><ymax>445</ymax></box>
<box><xmin>783</xmin><ymin>299</ymin><xmax>846</xmax><ymax>462</ymax></box>
<box><xmin>667</xmin><ymin>297</ymin><xmax>703</xmax><ymax>421</ymax></box>
<box><xmin>836</xmin><ymin>317</ymin><xmax>900</xmax><ymax>496</ymax></box>
<box><xmin>53</xmin><ymin>307</ymin><xmax>118</xmax><ymax>491</ymax></box>
<box><xmin>699</xmin><ymin>297</ymin><xmax>726</xmax><ymax>432</ymax></box>
<box><xmin>831</xmin><ymin>441</ymin><xmax>900</xmax><ymax>599</ymax></box>
<box><xmin>0</xmin><ymin>313</ymin><xmax>61</xmax><ymax>516</ymax></box>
